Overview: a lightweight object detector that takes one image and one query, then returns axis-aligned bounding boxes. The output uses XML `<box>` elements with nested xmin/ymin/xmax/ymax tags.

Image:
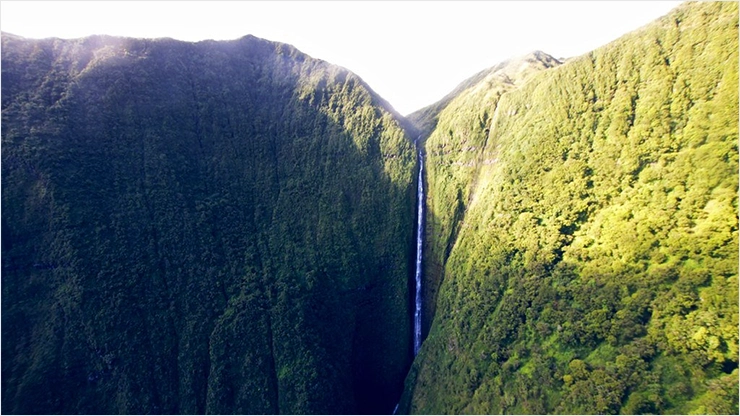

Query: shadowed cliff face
<box><xmin>402</xmin><ymin>2</ymin><xmax>737</xmax><ymax>414</ymax></box>
<box><xmin>1</xmin><ymin>33</ymin><xmax>415</xmax><ymax>415</ymax></box>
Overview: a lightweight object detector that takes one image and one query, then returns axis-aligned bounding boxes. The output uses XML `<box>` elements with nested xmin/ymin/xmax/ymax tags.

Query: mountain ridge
<box><xmin>407</xmin><ymin>50</ymin><xmax>561</xmax><ymax>139</ymax></box>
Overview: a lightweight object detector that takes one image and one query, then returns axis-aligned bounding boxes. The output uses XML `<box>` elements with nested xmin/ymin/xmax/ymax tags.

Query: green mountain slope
<box><xmin>402</xmin><ymin>2</ymin><xmax>738</xmax><ymax>414</ymax></box>
<box><xmin>408</xmin><ymin>51</ymin><xmax>561</xmax><ymax>140</ymax></box>
<box><xmin>408</xmin><ymin>51</ymin><xmax>562</xmax><ymax>345</ymax></box>
<box><xmin>1</xmin><ymin>33</ymin><xmax>415</xmax><ymax>414</ymax></box>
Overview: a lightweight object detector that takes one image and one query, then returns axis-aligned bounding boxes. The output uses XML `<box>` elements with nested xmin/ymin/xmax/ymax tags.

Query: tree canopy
<box><xmin>1</xmin><ymin>33</ymin><xmax>416</xmax><ymax>414</ymax></box>
<box><xmin>402</xmin><ymin>2</ymin><xmax>738</xmax><ymax>414</ymax></box>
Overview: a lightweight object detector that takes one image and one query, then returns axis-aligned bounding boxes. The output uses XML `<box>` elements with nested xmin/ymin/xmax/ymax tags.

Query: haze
<box><xmin>0</xmin><ymin>1</ymin><xmax>683</xmax><ymax>115</ymax></box>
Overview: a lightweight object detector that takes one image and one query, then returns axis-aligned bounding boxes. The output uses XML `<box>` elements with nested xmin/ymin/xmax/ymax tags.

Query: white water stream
<box><xmin>393</xmin><ymin>151</ymin><xmax>425</xmax><ymax>415</ymax></box>
<box><xmin>413</xmin><ymin>151</ymin><xmax>424</xmax><ymax>356</ymax></box>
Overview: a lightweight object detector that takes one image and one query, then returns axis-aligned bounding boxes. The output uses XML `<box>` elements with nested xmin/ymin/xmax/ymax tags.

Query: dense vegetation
<box><xmin>1</xmin><ymin>33</ymin><xmax>416</xmax><ymax>414</ymax></box>
<box><xmin>3</xmin><ymin>3</ymin><xmax>738</xmax><ymax>415</ymax></box>
<box><xmin>409</xmin><ymin>51</ymin><xmax>562</xmax><ymax>342</ymax></box>
<box><xmin>401</xmin><ymin>2</ymin><xmax>738</xmax><ymax>414</ymax></box>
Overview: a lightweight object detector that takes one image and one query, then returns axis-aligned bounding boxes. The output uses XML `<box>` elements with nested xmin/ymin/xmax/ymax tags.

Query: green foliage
<box><xmin>404</xmin><ymin>2</ymin><xmax>738</xmax><ymax>414</ymax></box>
<box><xmin>1</xmin><ymin>34</ymin><xmax>415</xmax><ymax>414</ymax></box>
<box><xmin>409</xmin><ymin>51</ymin><xmax>561</xmax><ymax>341</ymax></box>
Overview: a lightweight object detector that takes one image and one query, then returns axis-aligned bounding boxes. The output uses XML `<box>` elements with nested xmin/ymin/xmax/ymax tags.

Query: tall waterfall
<box><xmin>414</xmin><ymin>151</ymin><xmax>424</xmax><ymax>356</ymax></box>
<box><xmin>393</xmin><ymin>151</ymin><xmax>425</xmax><ymax>416</ymax></box>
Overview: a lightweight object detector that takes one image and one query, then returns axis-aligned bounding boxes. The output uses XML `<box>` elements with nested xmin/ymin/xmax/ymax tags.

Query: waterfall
<box><xmin>394</xmin><ymin>149</ymin><xmax>424</xmax><ymax>415</ymax></box>
<box><xmin>414</xmin><ymin>151</ymin><xmax>424</xmax><ymax>356</ymax></box>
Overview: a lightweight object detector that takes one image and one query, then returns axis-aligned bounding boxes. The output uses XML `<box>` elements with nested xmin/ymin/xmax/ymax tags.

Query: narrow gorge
<box><xmin>2</xmin><ymin>2</ymin><xmax>738</xmax><ymax>415</ymax></box>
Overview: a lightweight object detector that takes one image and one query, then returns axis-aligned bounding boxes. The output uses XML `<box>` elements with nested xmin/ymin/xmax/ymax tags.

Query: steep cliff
<box><xmin>409</xmin><ymin>50</ymin><xmax>561</xmax><ymax>343</ymax></box>
<box><xmin>403</xmin><ymin>2</ymin><xmax>738</xmax><ymax>413</ymax></box>
<box><xmin>1</xmin><ymin>33</ymin><xmax>415</xmax><ymax>414</ymax></box>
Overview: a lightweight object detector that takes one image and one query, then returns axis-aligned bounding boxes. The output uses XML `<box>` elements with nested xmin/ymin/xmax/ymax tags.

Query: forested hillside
<box><xmin>1</xmin><ymin>33</ymin><xmax>416</xmax><ymax>414</ymax></box>
<box><xmin>402</xmin><ymin>2</ymin><xmax>738</xmax><ymax>414</ymax></box>
<box><xmin>408</xmin><ymin>51</ymin><xmax>562</xmax><ymax>342</ymax></box>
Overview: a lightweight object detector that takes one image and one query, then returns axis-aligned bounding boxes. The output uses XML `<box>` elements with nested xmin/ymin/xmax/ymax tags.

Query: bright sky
<box><xmin>1</xmin><ymin>1</ymin><xmax>683</xmax><ymax>115</ymax></box>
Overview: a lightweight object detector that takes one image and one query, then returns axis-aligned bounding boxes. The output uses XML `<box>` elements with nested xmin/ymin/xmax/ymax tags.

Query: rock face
<box><xmin>1</xmin><ymin>33</ymin><xmax>415</xmax><ymax>415</ymax></box>
<box><xmin>402</xmin><ymin>2</ymin><xmax>738</xmax><ymax>414</ymax></box>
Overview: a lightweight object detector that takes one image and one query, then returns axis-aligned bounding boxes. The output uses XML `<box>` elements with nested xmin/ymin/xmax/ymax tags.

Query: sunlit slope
<box><xmin>403</xmin><ymin>2</ymin><xmax>738</xmax><ymax>414</ymax></box>
<box><xmin>409</xmin><ymin>51</ymin><xmax>561</xmax><ymax>340</ymax></box>
<box><xmin>408</xmin><ymin>51</ymin><xmax>561</xmax><ymax>140</ymax></box>
<box><xmin>1</xmin><ymin>33</ymin><xmax>415</xmax><ymax>414</ymax></box>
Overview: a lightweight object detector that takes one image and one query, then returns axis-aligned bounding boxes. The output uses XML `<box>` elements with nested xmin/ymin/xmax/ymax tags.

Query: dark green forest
<box><xmin>401</xmin><ymin>2</ymin><xmax>738</xmax><ymax>414</ymax></box>
<box><xmin>1</xmin><ymin>33</ymin><xmax>416</xmax><ymax>414</ymax></box>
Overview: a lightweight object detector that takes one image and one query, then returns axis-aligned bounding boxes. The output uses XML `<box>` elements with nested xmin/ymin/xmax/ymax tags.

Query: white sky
<box><xmin>1</xmin><ymin>1</ymin><xmax>683</xmax><ymax>115</ymax></box>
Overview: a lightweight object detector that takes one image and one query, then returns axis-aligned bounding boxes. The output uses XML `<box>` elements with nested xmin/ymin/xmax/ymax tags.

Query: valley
<box><xmin>2</xmin><ymin>2</ymin><xmax>738</xmax><ymax>414</ymax></box>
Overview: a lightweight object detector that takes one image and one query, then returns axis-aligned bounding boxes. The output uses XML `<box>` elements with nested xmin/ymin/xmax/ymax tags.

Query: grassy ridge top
<box><xmin>407</xmin><ymin>50</ymin><xmax>561</xmax><ymax>140</ymax></box>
